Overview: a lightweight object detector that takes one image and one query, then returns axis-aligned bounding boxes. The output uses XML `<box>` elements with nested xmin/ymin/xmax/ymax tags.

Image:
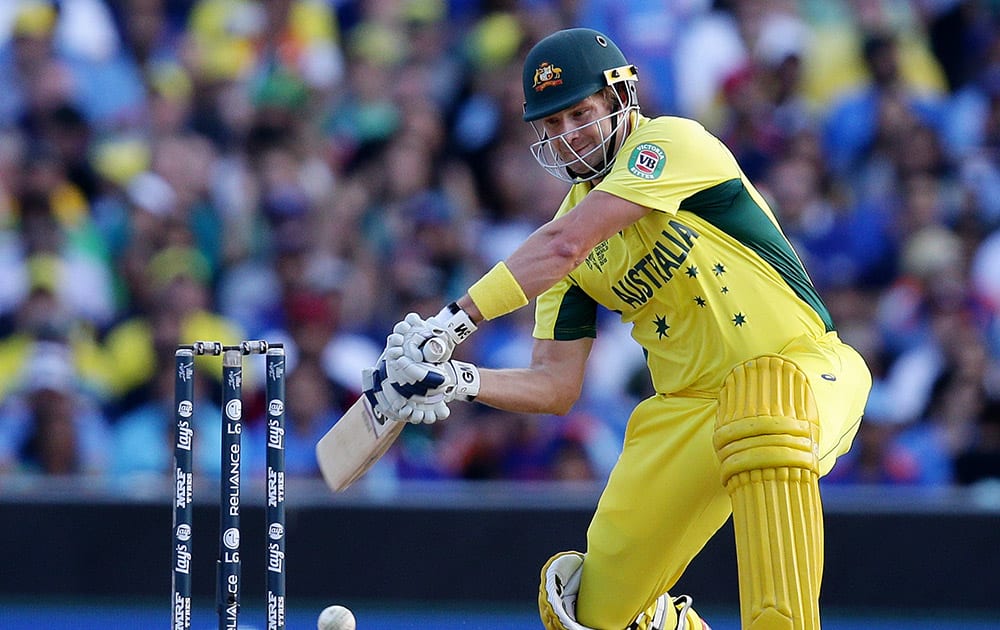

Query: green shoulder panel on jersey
<box><xmin>553</xmin><ymin>282</ymin><xmax>599</xmax><ymax>340</ymax></box>
<box><xmin>679</xmin><ymin>179</ymin><xmax>836</xmax><ymax>332</ymax></box>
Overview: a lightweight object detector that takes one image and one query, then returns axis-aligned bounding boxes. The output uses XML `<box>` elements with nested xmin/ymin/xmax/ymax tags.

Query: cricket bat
<box><xmin>316</xmin><ymin>338</ymin><xmax>447</xmax><ymax>491</ymax></box>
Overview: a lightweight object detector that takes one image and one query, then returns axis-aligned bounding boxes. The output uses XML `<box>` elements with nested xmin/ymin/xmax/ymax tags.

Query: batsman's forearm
<box><xmin>473</xmin><ymin>367</ymin><xmax>579</xmax><ymax>416</ymax></box>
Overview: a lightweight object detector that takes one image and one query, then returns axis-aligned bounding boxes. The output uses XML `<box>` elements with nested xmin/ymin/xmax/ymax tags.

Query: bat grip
<box><xmin>421</xmin><ymin>337</ymin><xmax>448</xmax><ymax>362</ymax></box>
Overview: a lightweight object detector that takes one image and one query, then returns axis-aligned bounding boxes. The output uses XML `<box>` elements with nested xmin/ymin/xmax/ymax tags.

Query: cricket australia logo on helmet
<box><xmin>532</xmin><ymin>62</ymin><xmax>563</xmax><ymax>92</ymax></box>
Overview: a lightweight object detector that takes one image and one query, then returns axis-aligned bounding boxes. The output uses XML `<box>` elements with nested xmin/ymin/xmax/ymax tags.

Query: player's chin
<box><xmin>566</xmin><ymin>158</ymin><xmax>602</xmax><ymax>177</ymax></box>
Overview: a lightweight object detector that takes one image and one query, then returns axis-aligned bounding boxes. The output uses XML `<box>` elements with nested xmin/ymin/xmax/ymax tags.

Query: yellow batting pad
<box><xmin>539</xmin><ymin>551</ymin><xmax>590</xmax><ymax>630</ymax></box>
<box><xmin>715</xmin><ymin>356</ymin><xmax>822</xmax><ymax>630</ymax></box>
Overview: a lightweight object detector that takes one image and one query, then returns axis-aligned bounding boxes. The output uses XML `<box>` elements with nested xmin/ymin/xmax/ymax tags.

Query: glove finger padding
<box><xmin>388</xmin><ymin>378</ymin><xmax>451</xmax><ymax>423</ymax></box>
<box><xmin>398</xmin><ymin>399</ymin><xmax>451</xmax><ymax>424</ymax></box>
<box><xmin>387</xmin><ymin>330</ymin><xmax>443</xmax><ymax>365</ymax></box>
<box><xmin>402</xmin><ymin>329</ymin><xmax>442</xmax><ymax>363</ymax></box>
<box><xmin>392</xmin><ymin>312</ymin><xmax>424</xmax><ymax>335</ymax></box>
<box><xmin>388</xmin><ymin>350</ymin><xmax>447</xmax><ymax>389</ymax></box>
<box><xmin>396</xmin><ymin>312</ymin><xmax>438</xmax><ymax>361</ymax></box>
<box><xmin>374</xmin><ymin>382</ymin><xmax>446</xmax><ymax>424</ymax></box>
<box><xmin>389</xmin><ymin>376</ymin><xmax>450</xmax><ymax>424</ymax></box>
<box><xmin>385</xmin><ymin>332</ymin><xmax>405</xmax><ymax>353</ymax></box>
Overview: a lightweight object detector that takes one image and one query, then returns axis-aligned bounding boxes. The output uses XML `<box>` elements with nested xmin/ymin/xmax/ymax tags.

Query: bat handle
<box><xmin>421</xmin><ymin>337</ymin><xmax>448</xmax><ymax>362</ymax></box>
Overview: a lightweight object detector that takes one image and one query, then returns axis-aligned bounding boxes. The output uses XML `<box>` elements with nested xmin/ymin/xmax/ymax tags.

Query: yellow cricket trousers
<box><xmin>575</xmin><ymin>332</ymin><xmax>872</xmax><ymax>628</ymax></box>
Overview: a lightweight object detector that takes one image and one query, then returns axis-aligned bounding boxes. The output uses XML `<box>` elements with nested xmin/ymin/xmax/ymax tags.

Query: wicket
<box><xmin>172</xmin><ymin>340</ymin><xmax>287</xmax><ymax>630</ymax></box>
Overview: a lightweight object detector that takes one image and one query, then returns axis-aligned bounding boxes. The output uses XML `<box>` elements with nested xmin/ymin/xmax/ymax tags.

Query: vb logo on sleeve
<box><xmin>628</xmin><ymin>143</ymin><xmax>666</xmax><ymax>179</ymax></box>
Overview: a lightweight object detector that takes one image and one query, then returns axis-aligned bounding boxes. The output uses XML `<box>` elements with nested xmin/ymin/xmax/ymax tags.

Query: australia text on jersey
<box><xmin>611</xmin><ymin>219</ymin><xmax>701</xmax><ymax>308</ymax></box>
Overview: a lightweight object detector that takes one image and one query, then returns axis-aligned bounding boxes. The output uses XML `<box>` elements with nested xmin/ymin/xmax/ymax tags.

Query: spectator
<box><xmin>101</xmin><ymin>233</ymin><xmax>245</xmax><ymax>414</ymax></box>
<box><xmin>822</xmin><ymin>29</ymin><xmax>946</xmax><ymax>179</ymax></box>
<box><xmin>0</xmin><ymin>0</ymin><xmax>147</xmax><ymax>132</ymax></box>
<box><xmin>891</xmin><ymin>367</ymin><xmax>985</xmax><ymax>486</ymax></box>
<box><xmin>0</xmin><ymin>339</ymin><xmax>110</xmax><ymax>475</ymax></box>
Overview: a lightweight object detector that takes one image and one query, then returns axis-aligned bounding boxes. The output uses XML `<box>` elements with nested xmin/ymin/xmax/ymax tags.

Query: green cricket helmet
<box><xmin>522</xmin><ymin>28</ymin><xmax>639</xmax><ymax>183</ymax></box>
<box><xmin>523</xmin><ymin>27</ymin><xmax>636</xmax><ymax>121</ymax></box>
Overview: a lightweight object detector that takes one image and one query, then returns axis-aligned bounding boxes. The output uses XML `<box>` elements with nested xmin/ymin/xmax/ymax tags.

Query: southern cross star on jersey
<box><xmin>654</xmin><ymin>315</ymin><xmax>670</xmax><ymax>339</ymax></box>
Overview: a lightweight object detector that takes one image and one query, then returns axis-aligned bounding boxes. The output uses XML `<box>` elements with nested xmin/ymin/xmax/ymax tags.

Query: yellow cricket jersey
<box><xmin>533</xmin><ymin>116</ymin><xmax>834</xmax><ymax>396</ymax></box>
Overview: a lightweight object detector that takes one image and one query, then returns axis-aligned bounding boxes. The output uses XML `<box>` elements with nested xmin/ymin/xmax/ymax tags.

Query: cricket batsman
<box><xmin>365</xmin><ymin>27</ymin><xmax>872</xmax><ymax>630</ymax></box>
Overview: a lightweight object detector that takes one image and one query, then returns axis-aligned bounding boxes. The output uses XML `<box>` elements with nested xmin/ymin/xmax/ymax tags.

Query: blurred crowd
<box><xmin>0</xmin><ymin>0</ymin><xmax>998</xmax><ymax>490</ymax></box>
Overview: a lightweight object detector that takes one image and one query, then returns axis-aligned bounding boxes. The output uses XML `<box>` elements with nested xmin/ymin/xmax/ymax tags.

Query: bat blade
<box><xmin>316</xmin><ymin>395</ymin><xmax>405</xmax><ymax>491</ymax></box>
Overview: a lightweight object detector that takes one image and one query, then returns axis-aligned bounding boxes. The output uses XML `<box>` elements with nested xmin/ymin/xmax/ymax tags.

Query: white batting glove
<box><xmin>362</xmin><ymin>358</ymin><xmax>452</xmax><ymax>424</ymax></box>
<box><xmin>386</xmin><ymin>346</ymin><xmax>481</xmax><ymax>404</ymax></box>
<box><xmin>391</xmin><ymin>303</ymin><xmax>477</xmax><ymax>365</ymax></box>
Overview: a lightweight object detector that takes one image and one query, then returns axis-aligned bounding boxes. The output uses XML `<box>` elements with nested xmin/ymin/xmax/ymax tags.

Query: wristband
<box><xmin>467</xmin><ymin>261</ymin><xmax>529</xmax><ymax>320</ymax></box>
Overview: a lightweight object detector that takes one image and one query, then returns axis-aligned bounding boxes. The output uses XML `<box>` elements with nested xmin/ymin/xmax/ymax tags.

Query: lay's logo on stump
<box><xmin>628</xmin><ymin>143</ymin><xmax>666</xmax><ymax>179</ymax></box>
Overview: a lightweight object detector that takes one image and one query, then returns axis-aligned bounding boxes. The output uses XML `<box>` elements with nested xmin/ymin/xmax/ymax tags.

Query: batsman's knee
<box><xmin>714</xmin><ymin>355</ymin><xmax>820</xmax><ymax>482</ymax></box>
